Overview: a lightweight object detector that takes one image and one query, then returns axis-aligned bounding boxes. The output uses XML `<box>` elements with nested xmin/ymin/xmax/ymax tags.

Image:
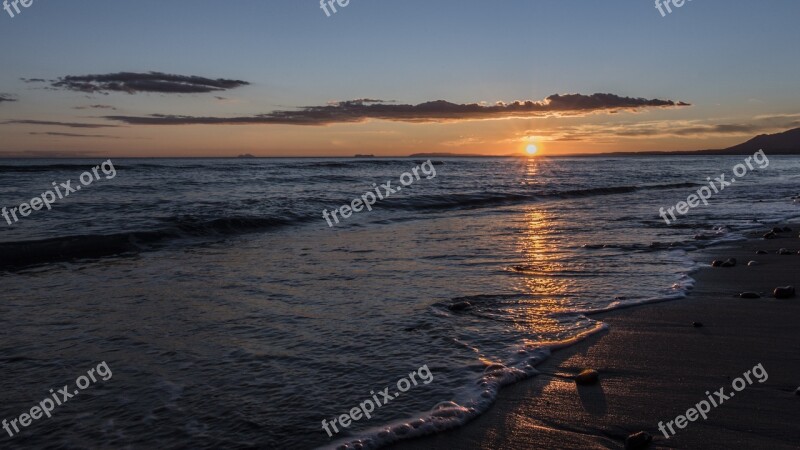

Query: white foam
<box><xmin>319</xmin><ymin>323</ymin><xmax>608</xmax><ymax>450</ymax></box>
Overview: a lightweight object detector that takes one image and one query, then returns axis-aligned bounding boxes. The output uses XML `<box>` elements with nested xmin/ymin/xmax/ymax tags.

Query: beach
<box><xmin>2</xmin><ymin>157</ymin><xmax>800</xmax><ymax>449</ymax></box>
<box><xmin>390</xmin><ymin>226</ymin><xmax>800</xmax><ymax>449</ymax></box>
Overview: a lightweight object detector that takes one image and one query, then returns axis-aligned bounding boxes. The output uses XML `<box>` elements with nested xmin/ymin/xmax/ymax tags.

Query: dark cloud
<box><xmin>0</xmin><ymin>94</ymin><xmax>17</xmax><ymax>103</ymax></box>
<box><xmin>106</xmin><ymin>93</ymin><xmax>689</xmax><ymax>126</ymax></box>
<box><xmin>672</xmin><ymin>124</ymin><xmax>761</xmax><ymax>136</ymax></box>
<box><xmin>74</xmin><ymin>104</ymin><xmax>118</xmax><ymax>111</ymax></box>
<box><xmin>614</xmin><ymin>123</ymin><xmax>764</xmax><ymax>138</ymax></box>
<box><xmin>21</xmin><ymin>78</ymin><xmax>48</xmax><ymax>83</ymax></box>
<box><xmin>30</xmin><ymin>132</ymin><xmax>119</xmax><ymax>139</ymax></box>
<box><xmin>3</xmin><ymin>119</ymin><xmax>120</xmax><ymax>129</ymax></box>
<box><xmin>552</xmin><ymin>136</ymin><xmax>586</xmax><ymax>141</ymax></box>
<box><xmin>349</xmin><ymin>98</ymin><xmax>394</xmax><ymax>104</ymax></box>
<box><xmin>49</xmin><ymin>71</ymin><xmax>249</xmax><ymax>94</ymax></box>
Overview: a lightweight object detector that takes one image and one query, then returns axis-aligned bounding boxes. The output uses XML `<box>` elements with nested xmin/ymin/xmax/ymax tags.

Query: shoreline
<box><xmin>390</xmin><ymin>225</ymin><xmax>800</xmax><ymax>449</ymax></box>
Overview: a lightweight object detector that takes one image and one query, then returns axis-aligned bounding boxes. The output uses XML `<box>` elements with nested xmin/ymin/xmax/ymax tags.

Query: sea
<box><xmin>1</xmin><ymin>156</ymin><xmax>798</xmax><ymax>449</ymax></box>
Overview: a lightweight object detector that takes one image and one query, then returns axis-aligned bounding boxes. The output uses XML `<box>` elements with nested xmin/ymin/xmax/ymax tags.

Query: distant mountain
<box><xmin>718</xmin><ymin>127</ymin><xmax>800</xmax><ymax>154</ymax></box>
<box><xmin>573</xmin><ymin>127</ymin><xmax>800</xmax><ymax>157</ymax></box>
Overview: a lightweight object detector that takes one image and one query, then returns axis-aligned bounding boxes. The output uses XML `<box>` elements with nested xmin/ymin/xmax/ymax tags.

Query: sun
<box><xmin>526</xmin><ymin>144</ymin><xmax>538</xmax><ymax>156</ymax></box>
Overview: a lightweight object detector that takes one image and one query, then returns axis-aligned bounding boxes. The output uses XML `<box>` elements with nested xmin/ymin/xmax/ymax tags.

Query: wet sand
<box><xmin>391</xmin><ymin>226</ymin><xmax>800</xmax><ymax>449</ymax></box>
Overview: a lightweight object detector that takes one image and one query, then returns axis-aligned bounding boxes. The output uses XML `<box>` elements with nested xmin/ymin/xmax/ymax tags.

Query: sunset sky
<box><xmin>1</xmin><ymin>0</ymin><xmax>799</xmax><ymax>157</ymax></box>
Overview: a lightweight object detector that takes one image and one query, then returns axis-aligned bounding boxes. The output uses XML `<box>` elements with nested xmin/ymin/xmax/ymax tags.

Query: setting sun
<box><xmin>526</xmin><ymin>144</ymin><xmax>538</xmax><ymax>155</ymax></box>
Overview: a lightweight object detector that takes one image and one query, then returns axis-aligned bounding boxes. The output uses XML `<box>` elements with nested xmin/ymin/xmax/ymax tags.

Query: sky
<box><xmin>0</xmin><ymin>0</ymin><xmax>799</xmax><ymax>157</ymax></box>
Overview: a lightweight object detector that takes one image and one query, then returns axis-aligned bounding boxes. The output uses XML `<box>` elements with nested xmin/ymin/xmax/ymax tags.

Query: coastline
<box><xmin>390</xmin><ymin>226</ymin><xmax>800</xmax><ymax>449</ymax></box>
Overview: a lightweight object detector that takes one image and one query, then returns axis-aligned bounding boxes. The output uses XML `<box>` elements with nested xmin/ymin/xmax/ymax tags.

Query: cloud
<box><xmin>74</xmin><ymin>104</ymin><xmax>118</xmax><ymax>111</ymax></box>
<box><xmin>3</xmin><ymin>119</ymin><xmax>120</xmax><ymax>128</ymax></box>
<box><xmin>46</xmin><ymin>71</ymin><xmax>249</xmax><ymax>94</ymax></box>
<box><xmin>0</xmin><ymin>94</ymin><xmax>17</xmax><ymax>103</ymax></box>
<box><xmin>105</xmin><ymin>93</ymin><xmax>689</xmax><ymax>126</ymax></box>
<box><xmin>441</xmin><ymin>136</ymin><xmax>488</xmax><ymax>147</ymax></box>
<box><xmin>30</xmin><ymin>132</ymin><xmax>120</xmax><ymax>139</ymax></box>
<box><xmin>348</xmin><ymin>98</ymin><xmax>395</xmax><ymax>104</ymax></box>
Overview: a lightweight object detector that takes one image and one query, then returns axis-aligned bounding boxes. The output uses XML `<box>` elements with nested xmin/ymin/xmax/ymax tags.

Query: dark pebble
<box><xmin>693</xmin><ymin>322</ymin><xmax>703</xmax><ymax>327</ymax></box>
<box><xmin>712</xmin><ymin>258</ymin><xmax>737</xmax><ymax>267</ymax></box>
<box><xmin>764</xmin><ymin>231</ymin><xmax>777</xmax><ymax>239</ymax></box>
<box><xmin>756</xmin><ymin>250</ymin><xmax>768</xmax><ymax>254</ymax></box>
<box><xmin>773</xmin><ymin>286</ymin><xmax>796</xmax><ymax>299</ymax></box>
<box><xmin>721</xmin><ymin>258</ymin><xmax>737</xmax><ymax>267</ymax></box>
<box><xmin>625</xmin><ymin>431</ymin><xmax>652</xmax><ymax>450</ymax></box>
<box><xmin>448</xmin><ymin>301</ymin><xmax>472</xmax><ymax>312</ymax></box>
<box><xmin>739</xmin><ymin>292</ymin><xmax>761</xmax><ymax>299</ymax></box>
<box><xmin>575</xmin><ymin>369</ymin><xmax>599</xmax><ymax>385</ymax></box>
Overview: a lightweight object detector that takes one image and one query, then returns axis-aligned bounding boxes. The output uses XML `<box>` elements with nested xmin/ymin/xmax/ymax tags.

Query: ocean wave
<box><xmin>322</xmin><ymin>321</ymin><xmax>606</xmax><ymax>450</ymax></box>
<box><xmin>388</xmin><ymin>182</ymin><xmax>700</xmax><ymax>212</ymax></box>
<box><xmin>0</xmin><ymin>215</ymin><xmax>304</xmax><ymax>270</ymax></box>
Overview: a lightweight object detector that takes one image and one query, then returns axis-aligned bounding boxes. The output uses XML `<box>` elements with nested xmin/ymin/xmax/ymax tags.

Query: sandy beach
<box><xmin>391</xmin><ymin>226</ymin><xmax>800</xmax><ymax>449</ymax></box>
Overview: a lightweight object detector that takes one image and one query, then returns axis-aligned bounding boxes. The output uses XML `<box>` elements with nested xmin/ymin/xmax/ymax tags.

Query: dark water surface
<box><xmin>1</xmin><ymin>156</ymin><xmax>798</xmax><ymax>448</ymax></box>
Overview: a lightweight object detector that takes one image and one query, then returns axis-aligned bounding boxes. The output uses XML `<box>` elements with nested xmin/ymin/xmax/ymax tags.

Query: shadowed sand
<box><xmin>391</xmin><ymin>227</ymin><xmax>800</xmax><ymax>449</ymax></box>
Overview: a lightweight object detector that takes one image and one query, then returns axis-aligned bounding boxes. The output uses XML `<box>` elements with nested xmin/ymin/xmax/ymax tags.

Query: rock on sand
<box><xmin>625</xmin><ymin>431</ymin><xmax>652</xmax><ymax>450</ymax></box>
<box><xmin>575</xmin><ymin>369</ymin><xmax>599</xmax><ymax>385</ymax></box>
<box><xmin>773</xmin><ymin>286</ymin><xmax>796</xmax><ymax>299</ymax></box>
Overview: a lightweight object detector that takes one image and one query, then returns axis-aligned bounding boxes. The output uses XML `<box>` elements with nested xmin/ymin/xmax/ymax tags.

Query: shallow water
<box><xmin>1</xmin><ymin>156</ymin><xmax>798</xmax><ymax>448</ymax></box>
